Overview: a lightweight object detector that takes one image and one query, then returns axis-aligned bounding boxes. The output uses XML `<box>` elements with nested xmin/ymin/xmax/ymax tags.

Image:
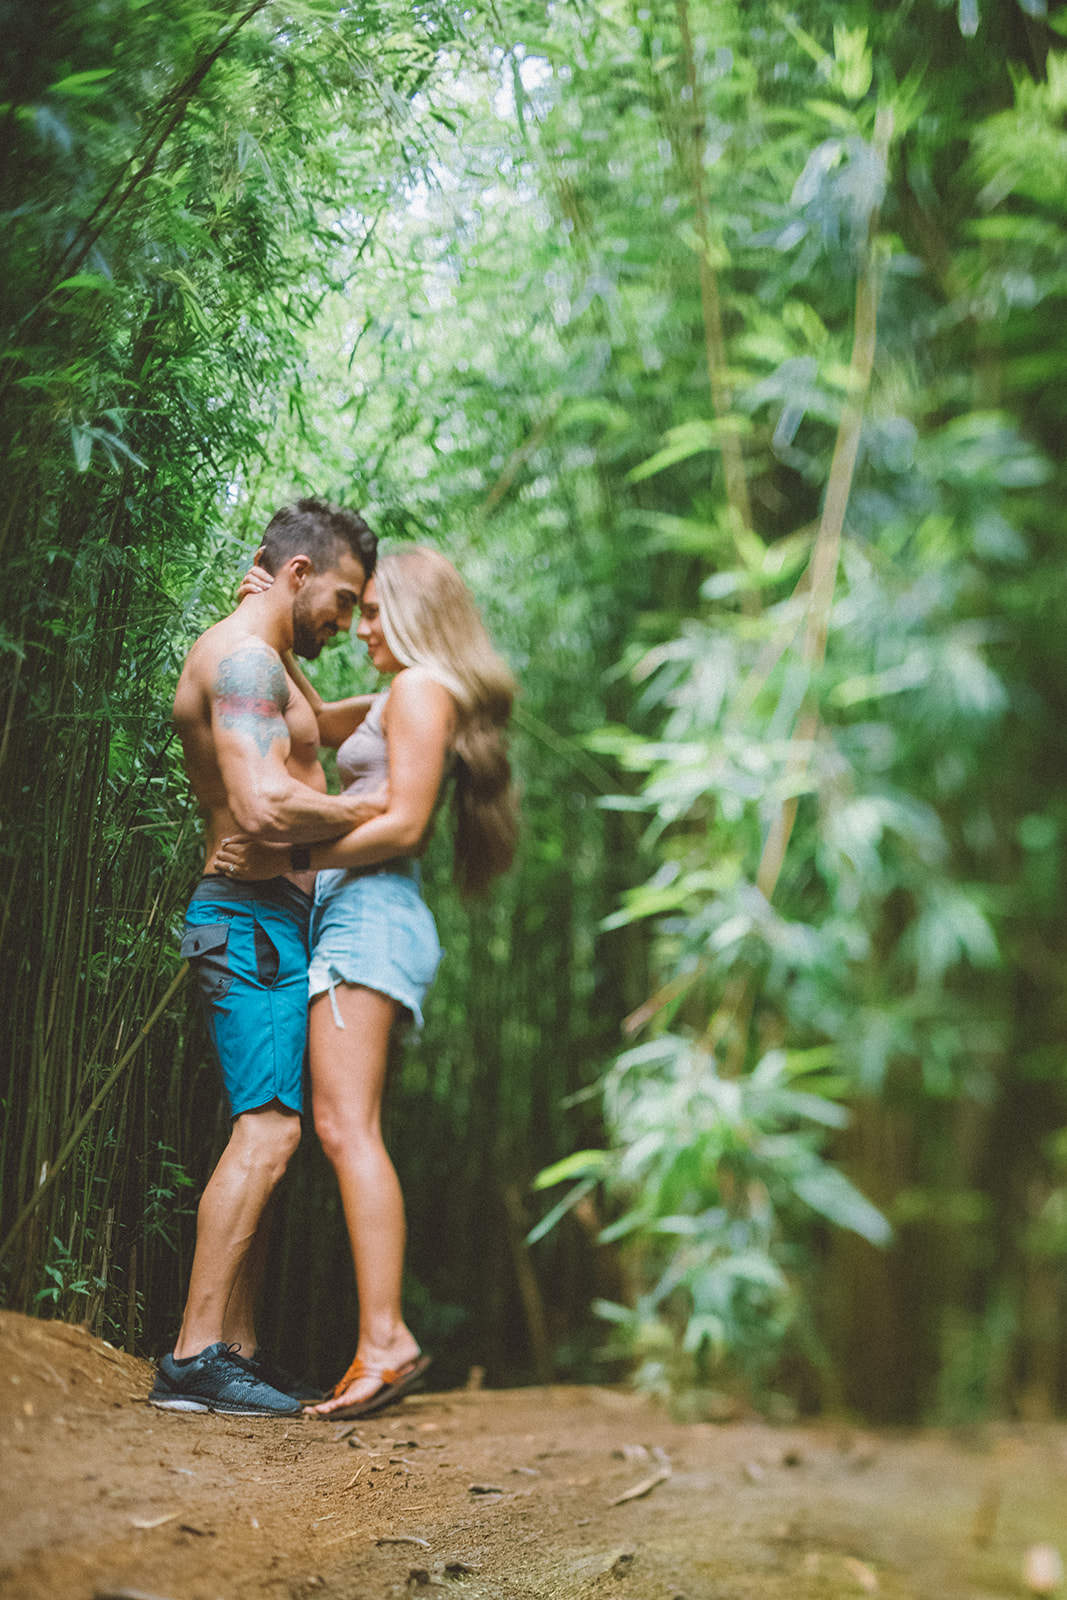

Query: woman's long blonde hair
<box><xmin>373</xmin><ymin>546</ymin><xmax>518</xmax><ymax>896</ymax></box>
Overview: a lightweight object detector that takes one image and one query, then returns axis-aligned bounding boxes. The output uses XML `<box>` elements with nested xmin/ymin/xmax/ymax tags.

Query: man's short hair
<box><xmin>259</xmin><ymin>498</ymin><xmax>377</xmax><ymax>580</ymax></box>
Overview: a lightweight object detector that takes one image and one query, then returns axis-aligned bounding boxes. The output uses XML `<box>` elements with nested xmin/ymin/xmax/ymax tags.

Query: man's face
<box><xmin>291</xmin><ymin>551</ymin><xmax>366</xmax><ymax>659</ymax></box>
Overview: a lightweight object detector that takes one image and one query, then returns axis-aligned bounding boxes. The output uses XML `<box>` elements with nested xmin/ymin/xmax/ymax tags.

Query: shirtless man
<box><xmin>151</xmin><ymin>498</ymin><xmax>381</xmax><ymax>1417</ymax></box>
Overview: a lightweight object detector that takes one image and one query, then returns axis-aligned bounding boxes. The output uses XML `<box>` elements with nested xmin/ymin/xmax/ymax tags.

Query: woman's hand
<box><xmin>236</xmin><ymin>564</ymin><xmax>274</xmax><ymax>603</ymax></box>
<box><xmin>211</xmin><ymin>835</ymin><xmax>291</xmax><ymax>881</ymax></box>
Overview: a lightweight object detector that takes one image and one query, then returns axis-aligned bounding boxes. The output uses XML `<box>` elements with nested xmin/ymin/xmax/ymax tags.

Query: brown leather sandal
<box><xmin>313</xmin><ymin>1352</ymin><xmax>432</xmax><ymax>1419</ymax></box>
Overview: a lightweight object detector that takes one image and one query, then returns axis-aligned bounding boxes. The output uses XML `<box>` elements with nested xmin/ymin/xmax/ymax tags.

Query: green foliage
<box><xmin>3</xmin><ymin>0</ymin><xmax>1066</xmax><ymax>1421</ymax></box>
<box><xmin>509</xmin><ymin>0</ymin><xmax>1067</xmax><ymax>1414</ymax></box>
<box><xmin>542</xmin><ymin>1040</ymin><xmax>888</xmax><ymax>1393</ymax></box>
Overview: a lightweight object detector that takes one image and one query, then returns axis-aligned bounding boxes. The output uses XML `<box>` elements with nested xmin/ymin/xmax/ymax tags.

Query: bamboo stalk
<box><xmin>502</xmin><ymin>1182</ymin><xmax>554</xmax><ymax>1384</ymax></box>
<box><xmin>674</xmin><ymin>0</ymin><xmax>754</xmax><ymax>548</ymax></box>
<box><xmin>693</xmin><ymin>113</ymin><xmax>893</xmax><ymax>1059</ymax></box>
<box><xmin>512</xmin><ymin>703</ymin><xmax>619</xmax><ymax>795</ymax></box>
<box><xmin>756</xmin><ymin>109</ymin><xmax>893</xmax><ymax>905</ymax></box>
<box><xmin>0</xmin><ymin>962</ymin><xmax>189</xmax><ymax>1266</ymax></box>
<box><xmin>477</xmin><ymin>407</ymin><xmax>560</xmax><ymax>520</ymax></box>
<box><xmin>85</xmin><ymin>1206</ymin><xmax>115</xmax><ymax>1335</ymax></box>
<box><xmin>37</xmin><ymin>0</ymin><xmax>275</xmax><ymax>309</ymax></box>
<box><xmin>126</xmin><ymin>1243</ymin><xmax>138</xmax><ymax>1353</ymax></box>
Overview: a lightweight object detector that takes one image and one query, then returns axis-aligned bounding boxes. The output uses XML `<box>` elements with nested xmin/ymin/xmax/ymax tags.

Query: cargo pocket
<box><xmin>181</xmin><ymin>921</ymin><xmax>232</xmax><ymax>999</ymax></box>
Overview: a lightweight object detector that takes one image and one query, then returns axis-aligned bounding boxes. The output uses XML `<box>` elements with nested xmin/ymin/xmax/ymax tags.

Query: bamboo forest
<box><xmin>2</xmin><ymin>0</ymin><xmax>1066</xmax><ymax>1429</ymax></box>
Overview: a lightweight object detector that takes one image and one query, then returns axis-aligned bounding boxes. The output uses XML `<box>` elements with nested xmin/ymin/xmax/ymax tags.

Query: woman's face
<box><xmin>356</xmin><ymin>577</ymin><xmax>404</xmax><ymax>675</ymax></box>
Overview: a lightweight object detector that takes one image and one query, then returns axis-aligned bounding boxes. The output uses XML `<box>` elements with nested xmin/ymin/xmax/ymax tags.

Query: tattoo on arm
<box><xmin>213</xmin><ymin>644</ymin><xmax>289</xmax><ymax>757</ymax></box>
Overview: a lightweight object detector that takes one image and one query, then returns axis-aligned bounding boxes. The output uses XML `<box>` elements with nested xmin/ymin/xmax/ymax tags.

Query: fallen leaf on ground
<box><xmin>607</xmin><ymin>1448</ymin><xmax>671</xmax><ymax>1507</ymax></box>
<box><xmin>333</xmin><ymin>1424</ymin><xmax>364</xmax><ymax>1443</ymax></box>
<box><xmin>842</xmin><ymin>1556</ymin><xmax>879</xmax><ymax>1593</ymax></box>
<box><xmin>1023</xmin><ymin>1544</ymin><xmax>1064</xmax><ymax>1595</ymax></box>
<box><xmin>93</xmin><ymin>1590</ymin><xmax>179</xmax><ymax>1600</ymax></box>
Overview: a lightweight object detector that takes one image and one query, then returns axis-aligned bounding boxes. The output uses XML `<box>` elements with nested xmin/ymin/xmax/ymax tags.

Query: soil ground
<box><xmin>2</xmin><ymin>1311</ymin><xmax>1065</xmax><ymax>1600</ymax></box>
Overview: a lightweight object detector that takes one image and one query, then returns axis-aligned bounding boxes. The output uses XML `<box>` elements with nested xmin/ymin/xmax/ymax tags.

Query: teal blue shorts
<box><xmin>181</xmin><ymin>876</ymin><xmax>311</xmax><ymax>1117</ymax></box>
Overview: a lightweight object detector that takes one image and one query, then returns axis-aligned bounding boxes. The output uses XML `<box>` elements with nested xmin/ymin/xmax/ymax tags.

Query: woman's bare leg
<box><xmin>305</xmin><ymin>984</ymin><xmax>420</xmax><ymax>1413</ymax></box>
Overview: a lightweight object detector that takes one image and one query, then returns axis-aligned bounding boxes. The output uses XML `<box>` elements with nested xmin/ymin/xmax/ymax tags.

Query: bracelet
<box><xmin>290</xmin><ymin>844</ymin><xmax>311</xmax><ymax>871</ymax></box>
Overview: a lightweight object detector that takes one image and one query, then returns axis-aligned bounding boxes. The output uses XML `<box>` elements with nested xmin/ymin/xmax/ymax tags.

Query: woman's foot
<box><xmin>305</xmin><ymin>1339</ymin><xmax>427</xmax><ymax>1418</ymax></box>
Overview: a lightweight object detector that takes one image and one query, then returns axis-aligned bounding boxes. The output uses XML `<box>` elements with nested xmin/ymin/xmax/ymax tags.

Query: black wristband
<box><xmin>290</xmin><ymin>844</ymin><xmax>311</xmax><ymax>872</ymax></box>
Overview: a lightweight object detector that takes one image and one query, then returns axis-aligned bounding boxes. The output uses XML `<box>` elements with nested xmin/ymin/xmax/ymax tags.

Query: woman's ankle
<box><xmin>358</xmin><ymin>1326</ymin><xmax>419</xmax><ymax>1362</ymax></box>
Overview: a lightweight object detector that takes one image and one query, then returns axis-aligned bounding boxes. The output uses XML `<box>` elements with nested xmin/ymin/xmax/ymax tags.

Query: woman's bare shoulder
<box><xmin>383</xmin><ymin>667</ymin><xmax>456</xmax><ymax>731</ymax></box>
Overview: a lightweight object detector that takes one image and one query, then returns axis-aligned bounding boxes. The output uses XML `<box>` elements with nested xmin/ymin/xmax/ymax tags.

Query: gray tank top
<box><xmin>336</xmin><ymin>693</ymin><xmax>389</xmax><ymax>796</ymax></box>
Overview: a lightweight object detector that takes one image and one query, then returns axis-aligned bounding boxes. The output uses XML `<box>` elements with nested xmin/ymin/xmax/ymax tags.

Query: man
<box><xmin>152</xmin><ymin>498</ymin><xmax>381</xmax><ymax>1417</ymax></box>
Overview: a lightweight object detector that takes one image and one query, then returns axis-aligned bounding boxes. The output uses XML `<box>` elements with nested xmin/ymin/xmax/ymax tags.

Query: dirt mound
<box><xmin>1</xmin><ymin>1311</ymin><xmax>1066</xmax><ymax>1600</ymax></box>
<box><xmin>1</xmin><ymin>1310</ymin><xmax>150</xmax><ymax>1423</ymax></box>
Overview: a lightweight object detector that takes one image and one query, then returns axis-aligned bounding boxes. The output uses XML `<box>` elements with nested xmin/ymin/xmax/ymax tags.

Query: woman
<box><xmin>215</xmin><ymin>546</ymin><xmax>518</xmax><ymax>1418</ymax></box>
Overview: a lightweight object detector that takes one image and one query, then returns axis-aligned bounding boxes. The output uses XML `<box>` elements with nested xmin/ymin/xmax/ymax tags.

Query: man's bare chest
<box><xmin>284</xmin><ymin>675</ymin><xmax>321</xmax><ymax>767</ymax></box>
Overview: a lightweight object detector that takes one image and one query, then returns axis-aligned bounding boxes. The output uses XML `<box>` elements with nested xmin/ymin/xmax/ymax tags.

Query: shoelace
<box><xmin>217</xmin><ymin>1342</ymin><xmax>265</xmax><ymax>1385</ymax></box>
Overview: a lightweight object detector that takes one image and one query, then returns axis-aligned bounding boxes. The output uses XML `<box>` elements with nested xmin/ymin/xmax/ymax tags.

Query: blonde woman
<box><xmin>215</xmin><ymin>547</ymin><xmax>518</xmax><ymax>1418</ymax></box>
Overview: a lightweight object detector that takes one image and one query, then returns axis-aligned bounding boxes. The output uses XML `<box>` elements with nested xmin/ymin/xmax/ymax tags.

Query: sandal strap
<box><xmin>331</xmin><ymin>1355</ymin><xmax>366</xmax><ymax>1397</ymax></box>
<box><xmin>331</xmin><ymin>1353</ymin><xmax>411</xmax><ymax>1399</ymax></box>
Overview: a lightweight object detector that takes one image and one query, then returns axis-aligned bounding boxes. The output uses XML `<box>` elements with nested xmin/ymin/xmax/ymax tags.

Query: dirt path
<box><xmin>1</xmin><ymin>1311</ymin><xmax>1065</xmax><ymax>1600</ymax></box>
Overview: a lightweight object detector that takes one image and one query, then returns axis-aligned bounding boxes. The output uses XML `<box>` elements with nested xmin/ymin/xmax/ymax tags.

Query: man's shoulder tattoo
<box><xmin>213</xmin><ymin>641</ymin><xmax>289</xmax><ymax>757</ymax></box>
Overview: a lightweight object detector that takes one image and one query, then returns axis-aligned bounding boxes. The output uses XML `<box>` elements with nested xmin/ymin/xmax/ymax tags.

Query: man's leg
<box><xmin>221</xmin><ymin>1186</ymin><xmax>279</xmax><ymax>1356</ymax></box>
<box><xmin>160</xmin><ymin>884</ymin><xmax>310</xmax><ymax>1410</ymax></box>
<box><xmin>174</xmin><ymin>1104</ymin><xmax>300</xmax><ymax>1360</ymax></box>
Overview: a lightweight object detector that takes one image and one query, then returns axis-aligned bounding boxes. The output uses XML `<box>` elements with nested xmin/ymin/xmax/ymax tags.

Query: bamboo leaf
<box><xmin>56</xmin><ymin>272</ymin><xmax>114</xmax><ymax>293</ymax></box>
<box><xmin>532</xmin><ymin>1149</ymin><xmax>611</xmax><ymax>1189</ymax></box>
<box><xmin>48</xmin><ymin>69</ymin><xmax>115</xmax><ymax>97</ymax></box>
<box><xmin>792</xmin><ymin>1167</ymin><xmax>891</xmax><ymax>1245</ymax></box>
<box><xmin>525</xmin><ymin>1176</ymin><xmax>599</xmax><ymax>1244</ymax></box>
<box><xmin>626</xmin><ymin>419</ymin><xmax>748</xmax><ymax>483</ymax></box>
<box><xmin>71</xmin><ymin>423</ymin><xmax>93</xmax><ymax>472</ymax></box>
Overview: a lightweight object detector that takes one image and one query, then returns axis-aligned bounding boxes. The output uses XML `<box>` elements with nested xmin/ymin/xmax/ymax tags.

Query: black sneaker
<box><xmin>241</xmin><ymin>1347</ymin><xmax>323</xmax><ymax>1404</ymax></box>
<box><xmin>149</xmin><ymin>1342</ymin><xmax>302</xmax><ymax>1416</ymax></box>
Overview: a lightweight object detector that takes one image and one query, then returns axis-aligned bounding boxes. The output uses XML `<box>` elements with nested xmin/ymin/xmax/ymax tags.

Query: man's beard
<box><xmin>291</xmin><ymin>591</ymin><xmax>322</xmax><ymax>659</ymax></box>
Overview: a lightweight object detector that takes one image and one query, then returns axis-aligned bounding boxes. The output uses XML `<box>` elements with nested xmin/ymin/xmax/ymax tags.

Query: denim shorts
<box><xmin>309</xmin><ymin>865</ymin><xmax>443</xmax><ymax>1030</ymax></box>
<box><xmin>181</xmin><ymin>876</ymin><xmax>311</xmax><ymax>1117</ymax></box>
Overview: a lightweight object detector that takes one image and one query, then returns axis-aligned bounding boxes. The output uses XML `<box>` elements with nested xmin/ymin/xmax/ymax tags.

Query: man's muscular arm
<box><xmin>212</xmin><ymin>638</ymin><xmax>379</xmax><ymax>842</ymax></box>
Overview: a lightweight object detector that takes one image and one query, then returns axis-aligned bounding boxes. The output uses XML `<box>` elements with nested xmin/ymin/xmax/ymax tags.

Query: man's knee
<box><xmin>232</xmin><ymin>1104</ymin><xmax>302</xmax><ymax>1177</ymax></box>
<box><xmin>272</xmin><ymin>1110</ymin><xmax>302</xmax><ymax>1167</ymax></box>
